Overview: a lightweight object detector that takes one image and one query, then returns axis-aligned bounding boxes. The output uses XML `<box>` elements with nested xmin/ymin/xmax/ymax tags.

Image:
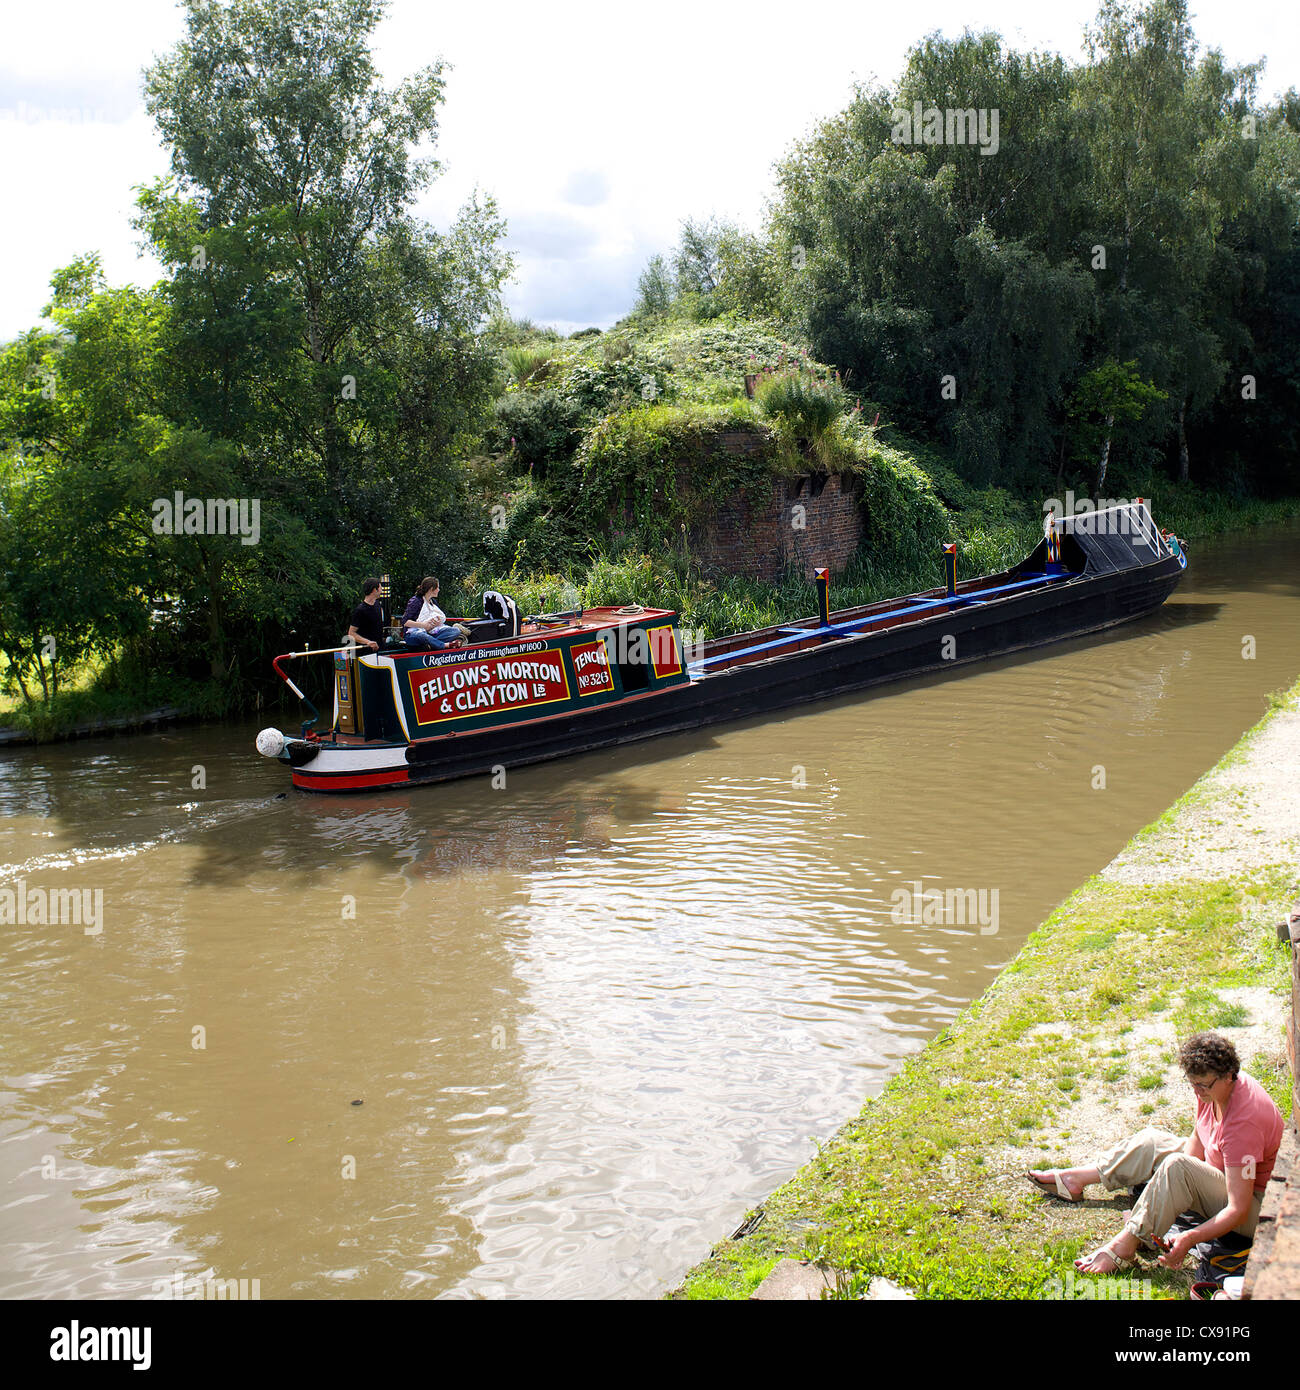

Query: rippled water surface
<box><xmin>2</xmin><ymin>523</ymin><xmax>1298</xmax><ymax>1298</ymax></box>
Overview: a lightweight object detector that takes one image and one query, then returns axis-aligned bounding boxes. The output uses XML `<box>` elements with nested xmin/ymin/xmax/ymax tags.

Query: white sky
<box><xmin>1</xmin><ymin>0</ymin><xmax>1297</xmax><ymax>338</ymax></box>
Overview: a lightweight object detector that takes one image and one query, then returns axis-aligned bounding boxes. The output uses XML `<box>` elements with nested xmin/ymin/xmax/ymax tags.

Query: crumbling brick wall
<box><xmin>683</xmin><ymin>433</ymin><xmax>864</xmax><ymax>583</ymax></box>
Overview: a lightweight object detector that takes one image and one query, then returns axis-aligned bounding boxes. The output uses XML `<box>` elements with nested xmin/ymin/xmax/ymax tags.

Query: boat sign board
<box><xmin>409</xmin><ymin>651</ymin><xmax>571</xmax><ymax>727</ymax></box>
<box><xmin>571</xmin><ymin>639</ymin><xmax>615</xmax><ymax>695</ymax></box>
<box><xmin>342</xmin><ymin>611</ymin><xmax>691</xmax><ymax>744</ymax></box>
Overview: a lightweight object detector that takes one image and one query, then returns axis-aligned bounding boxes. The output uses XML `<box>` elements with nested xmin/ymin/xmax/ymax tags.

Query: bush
<box><xmin>558</xmin><ymin>354</ymin><xmax>672</xmax><ymax>416</ymax></box>
<box><xmin>577</xmin><ymin>401</ymin><xmax>773</xmax><ymax>541</ymax></box>
<box><xmin>485</xmin><ymin>478</ymin><xmax>589</xmax><ymax>575</ymax></box>
<box><xmin>755</xmin><ymin>361</ymin><xmax>848</xmax><ymax>437</ymax></box>
<box><xmin>493</xmin><ymin>389</ymin><xmax>581</xmax><ymax>470</ymax></box>
<box><xmin>503</xmin><ymin>344</ymin><xmax>558</xmax><ymax>385</ymax></box>
<box><xmin>857</xmin><ymin>438</ymin><xmax>953</xmax><ymax>570</ymax></box>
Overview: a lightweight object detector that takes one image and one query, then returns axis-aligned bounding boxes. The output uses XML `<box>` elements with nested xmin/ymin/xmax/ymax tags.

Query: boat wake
<box><xmin>0</xmin><ymin>795</ymin><xmax>287</xmax><ymax>878</ymax></box>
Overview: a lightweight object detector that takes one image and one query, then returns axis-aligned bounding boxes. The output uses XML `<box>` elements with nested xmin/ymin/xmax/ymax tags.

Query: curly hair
<box><xmin>1178</xmin><ymin>1031</ymin><xmax>1240</xmax><ymax>1080</ymax></box>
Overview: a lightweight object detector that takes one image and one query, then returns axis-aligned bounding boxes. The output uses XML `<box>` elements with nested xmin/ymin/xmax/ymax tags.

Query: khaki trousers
<box><xmin>1094</xmin><ymin>1126</ymin><xmax>1262</xmax><ymax>1242</ymax></box>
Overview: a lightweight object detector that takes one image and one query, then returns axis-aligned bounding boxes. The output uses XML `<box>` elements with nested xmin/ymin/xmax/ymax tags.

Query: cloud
<box><xmin>561</xmin><ymin>170</ymin><xmax>610</xmax><ymax>207</ymax></box>
<box><xmin>0</xmin><ymin>68</ymin><xmax>143</xmax><ymax>124</ymax></box>
<box><xmin>502</xmin><ymin>209</ymin><xmax>602</xmax><ymax>260</ymax></box>
<box><xmin>506</xmin><ymin>245</ymin><xmax>652</xmax><ymax>330</ymax></box>
<box><xmin>2</xmin><ymin>0</ymin><xmax>1293</xmax><ymax>339</ymax></box>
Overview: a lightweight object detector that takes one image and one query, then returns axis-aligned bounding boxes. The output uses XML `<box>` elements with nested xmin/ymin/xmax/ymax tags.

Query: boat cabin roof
<box><xmin>522</xmin><ymin>606</ymin><xmax>677</xmax><ymax>639</ymax></box>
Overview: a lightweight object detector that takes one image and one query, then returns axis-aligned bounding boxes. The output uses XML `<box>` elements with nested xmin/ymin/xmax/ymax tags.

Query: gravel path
<box><xmin>1107</xmin><ymin>691</ymin><xmax>1300</xmax><ymax>886</ymax></box>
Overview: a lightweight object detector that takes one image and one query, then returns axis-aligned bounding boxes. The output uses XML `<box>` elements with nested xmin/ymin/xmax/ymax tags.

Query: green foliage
<box><xmin>502</xmin><ymin>344</ymin><xmax>558</xmax><ymax>386</ymax></box>
<box><xmin>634</xmin><ymin>217</ymin><xmax>782</xmax><ymax>325</ymax></box>
<box><xmin>557</xmin><ymin>353</ymin><xmax>672</xmax><ymax>416</ymax></box>
<box><xmin>0</xmin><ymin>0</ymin><xmax>514</xmax><ymax>714</ymax></box>
<box><xmin>754</xmin><ymin>360</ymin><xmax>848</xmax><ymax>437</ymax></box>
<box><xmin>635</xmin><ymin>254</ymin><xmax>675</xmax><ymax>317</ymax></box>
<box><xmin>856</xmin><ymin>438</ymin><xmax>953</xmax><ymax>570</ymax></box>
<box><xmin>756</xmin><ymin>2</ymin><xmax>1298</xmax><ymax>494</ymax></box>
<box><xmin>493</xmin><ymin>389</ymin><xmax>580</xmax><ymax>470</ymax></box>
<box><xmin>1068</xmin><ymin>360</ymin><xmax>1169</xmax><ymax>473</ymax></box>
<box><xmin>485</xmin><ymin>311</ymin><xmax>562</xmax><ymax>348</ymax></box>
<box><xmin>576</xmin><ymin>400</ymin><xmax>772</xmax><ymax>542</ymax></box>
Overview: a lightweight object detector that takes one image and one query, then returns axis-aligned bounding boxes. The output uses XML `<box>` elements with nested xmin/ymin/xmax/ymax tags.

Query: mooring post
<box><xmin>943</xmin><ymin>543</ymin><xmax>957</xmax><ymax>598</ymax></box>
<box><xmin>815</xmin><ymin>567</ymin><xmax>830</xmax><ymax>626</ymax></box>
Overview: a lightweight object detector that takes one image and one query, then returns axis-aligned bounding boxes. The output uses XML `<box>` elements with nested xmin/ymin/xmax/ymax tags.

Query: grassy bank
<box><xmin>673</xmin><ymin>679</ymin><xmax>1300</xmax><ymax>1300</ymax></box>
<box><xmin>0</xmin><ymin>654</ymin><xmax>217</xmax><ymax>742</ymax></box>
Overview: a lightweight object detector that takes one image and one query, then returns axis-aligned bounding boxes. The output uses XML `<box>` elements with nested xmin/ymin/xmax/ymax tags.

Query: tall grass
<box><xmin>1138</xmin><ymin>484</ymin><xmax>1300</xmax><ymax>540</ymax></box>
<box><xmin>754</xmin><ymin>364</ymin><xmax>847</xmax><ymax>436</ymax></box>
<box><xmin>503</xmin><ymin>344</ymin><xmax>558</xmax><ymax>385</ymax></box>
<box><xmin>462</xmin><ymin>504</ymin><xmax>1039</xmax><ymax>642</ymax></box>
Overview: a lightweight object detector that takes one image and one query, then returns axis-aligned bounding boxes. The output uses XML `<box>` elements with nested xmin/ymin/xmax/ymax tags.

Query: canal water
<box><xmin>2</xmin><ymin>523</ymin><xmax>1298</xmax><ymax>1299</ymax></box>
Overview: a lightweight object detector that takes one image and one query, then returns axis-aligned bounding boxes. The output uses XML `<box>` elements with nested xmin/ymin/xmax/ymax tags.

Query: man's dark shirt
<box><xmin>349</xmin><ymin>600</ymin><xmax>384</xmax><ymax>647</ymax></box>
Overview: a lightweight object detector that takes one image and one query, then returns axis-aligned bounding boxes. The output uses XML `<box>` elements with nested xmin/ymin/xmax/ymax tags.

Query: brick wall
<box><xmin>1242</xmin><ymin>905</ymin><xmax>1300</xmax><ymax>1300</ymax></box>
<box><xmin>681</xmin><ymin>431</ymin><xmax>865</xmax><ymax>584</ymax></box>
<box><xmin>687</xmin><ymin>472</ymin><xmax>864</xmax><ymax>584</ymax></box>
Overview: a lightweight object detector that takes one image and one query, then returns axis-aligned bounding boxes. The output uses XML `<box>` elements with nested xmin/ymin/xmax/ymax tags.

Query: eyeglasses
<box><xmin>1188</xmin><ymin>1075</ymin><xmax>1221</xmax><ymax>1094</ymax></box>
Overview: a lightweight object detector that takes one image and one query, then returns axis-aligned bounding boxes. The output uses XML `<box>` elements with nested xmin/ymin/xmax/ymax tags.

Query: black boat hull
<box><xmin>294</xmin><ymin>551</ymin><xmax>1184</xmax><ymax>791</ymax></box>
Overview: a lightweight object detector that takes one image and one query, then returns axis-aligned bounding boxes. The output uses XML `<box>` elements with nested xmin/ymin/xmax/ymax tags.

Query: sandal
<box><xmin>1075</xmin><ymin>1242</ymin><xmax>1136</xmax><ymax>1274</ymax></box>
<box><xmin>1025</xmin><ymin>1170</ymin><xmax>1081</xmax><ymax>1202</ymax></box>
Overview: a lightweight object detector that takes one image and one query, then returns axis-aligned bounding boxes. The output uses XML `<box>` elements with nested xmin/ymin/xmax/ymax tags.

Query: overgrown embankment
<box><xmin>674</xmin><ymin>680</ymin><xmax>1300</xmax><ymax>1300</ymax></box>
<box><xmin>8</xmin><ymin>308</ymin><xmax>1300</xmax><ymax>741</ymax></box>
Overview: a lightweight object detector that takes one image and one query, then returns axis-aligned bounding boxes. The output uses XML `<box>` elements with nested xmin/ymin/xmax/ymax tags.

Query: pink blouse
<box><xmin>1194</xmin><ymin>1071</ymin><xmax>1284</xmax><ymax>1193</ymax></box>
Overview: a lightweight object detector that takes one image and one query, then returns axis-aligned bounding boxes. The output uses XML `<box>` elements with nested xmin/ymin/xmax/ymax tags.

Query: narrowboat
<box><xmin>255</xmin><ymin>500</ymin><xmax>1186</xmax><ymax>793</ymax></box>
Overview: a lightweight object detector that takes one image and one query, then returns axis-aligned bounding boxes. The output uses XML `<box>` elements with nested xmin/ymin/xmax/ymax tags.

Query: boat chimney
<box><xmin>815</xmin><ymin>568</ymin><xmax>830</xmax><ymax>627</ymax></box>
<box><xmin>943</xmin><ymin>543</ymin><xmax>957</xmax><ymax>598</ymax></box>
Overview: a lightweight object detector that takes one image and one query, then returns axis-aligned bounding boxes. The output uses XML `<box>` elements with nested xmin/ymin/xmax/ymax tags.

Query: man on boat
<box><xmin>402</xmin><ymin>577</ymin><xmax>470</xmax><ymax>650</ymax></box>
<box><xmin>346</xmin><ymin>577</ymin><xmax>386</xmax><ymax>652</ymax></box>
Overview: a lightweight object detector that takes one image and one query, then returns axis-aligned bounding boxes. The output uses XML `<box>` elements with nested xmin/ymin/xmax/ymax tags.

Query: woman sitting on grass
<box><xmin>1026</xmin><ymin>1031</ymin><xmax>1284</xmax><ymax>1275</ymax></box>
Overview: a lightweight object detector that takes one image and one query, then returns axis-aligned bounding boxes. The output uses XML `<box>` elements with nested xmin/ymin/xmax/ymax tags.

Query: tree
<box><xmin>1076</xmin><ymin>0</ymin><xmax>1257</xmax><ymax>482</ymax></box>
<box><xmin>634</xmin><ymin>255</ymin><xmax>675</xmax><ymax>317</ymax></box>
<box><xmin>0</xmin><ymin>261</ymin><xmax>162</xmax><ymax>702</ymax></box>
<box><xmin>1067</xmin><ymin>359</ymin><xmax>1167</xmax><ymax>490</ymax></box>
<box><xmin>672</xmin><ymin>217</ymin><xmax>724</xmax><ymax>297</ymax></box>
<box><xmin>135</xmin><ymin>0</ymin><xmax>511</xmax><ymax>674</ymax></box>
<box><xmin>142</xmin><ymin>0</ymin><xmax>511</xmax><ymax>526</ymax></box>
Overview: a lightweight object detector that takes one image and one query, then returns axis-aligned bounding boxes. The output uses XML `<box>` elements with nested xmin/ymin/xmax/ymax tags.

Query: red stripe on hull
<box><xmin>291</xmin><ymin>767</ymin><xmax>410</xmax><ymax>791</ymax></box>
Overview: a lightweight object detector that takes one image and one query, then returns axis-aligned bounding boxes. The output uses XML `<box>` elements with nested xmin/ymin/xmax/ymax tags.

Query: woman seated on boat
<box><xmin>402</xmin><ymin>577</ymin><xmax>470</xmax><ymax>650</ymax></box>
<box><xmin>1026</xmin><ymin>1032</ymin><xmax>1283</xmax><ymax>1275</ymax></box>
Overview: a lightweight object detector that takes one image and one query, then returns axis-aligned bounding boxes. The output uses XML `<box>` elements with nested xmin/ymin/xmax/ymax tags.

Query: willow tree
<box><xmin>769</xmin><ymin>33</ymin><xmax>1096</xmax><ymax>482</ymax></box>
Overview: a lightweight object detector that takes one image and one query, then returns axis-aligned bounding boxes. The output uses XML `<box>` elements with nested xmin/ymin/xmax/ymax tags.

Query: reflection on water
<box><xmin>1</xmin><ymin>522</ymin><xmax>1298</xmax><ymax>1298</ymax></box>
